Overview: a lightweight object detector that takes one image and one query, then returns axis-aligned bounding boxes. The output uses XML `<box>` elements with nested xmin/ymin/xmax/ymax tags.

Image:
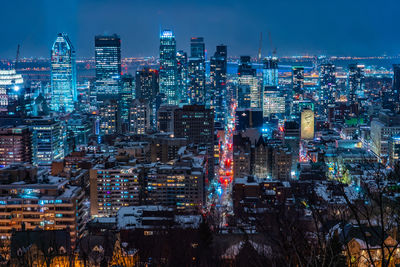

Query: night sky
<box><xmin>0</xmin><ymin>0</ymin><xmax>398</xmax><ymax>58</ymax></box>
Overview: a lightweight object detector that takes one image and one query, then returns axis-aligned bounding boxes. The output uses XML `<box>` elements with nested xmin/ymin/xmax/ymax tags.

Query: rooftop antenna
<box><xmin>258</xmin><ymin>32</ymin><xmax>262</xmax><ymax>62</ymax></box>
<box><xmin>268</xmin><ymin>32</ymin><xmax>277</xmax><ymax>57</ymax></box>
<box><xmin>15</xmin><ymin>44</ymin><xmax>20</xmax><ymax>70</ymax></box>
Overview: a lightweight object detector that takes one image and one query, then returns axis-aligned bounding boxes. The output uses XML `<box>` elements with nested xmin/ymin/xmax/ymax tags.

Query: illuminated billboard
<box><xmin>301</xmin><ymin>109</ymin><xmax>314</xmax><ymax>140</ymax></box>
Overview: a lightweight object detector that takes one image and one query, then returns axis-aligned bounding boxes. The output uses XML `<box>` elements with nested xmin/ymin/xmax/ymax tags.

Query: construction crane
<box><xmin>257</xmin><ymin>32</ymin><xmax>262</xmax><ymax>62</ymax></box>
<box><xmin>267</xmin><ymin>32</ymin><xmax>277</xmax><ymax>56</ymax></box>
<box><xmin>14</xmin><ymin>44</ymin><xmax>20</xmax><ymax>70</ymax></box>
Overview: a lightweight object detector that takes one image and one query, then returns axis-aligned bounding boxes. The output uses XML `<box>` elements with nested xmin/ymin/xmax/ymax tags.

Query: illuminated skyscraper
<box><xmin>176</xmin><ymin>50</ymin><xmax>188</xmax><ymax>102</ymax></box>
<box><xmin>319</xmin><ymin>63</ymin><xmax>336</xmax><ymax>115</ymax></box>
<box><xmin>50</xmin><ymin>33</ymin><xmax>77</xmax><ymax>113</ymax></box>
<box><xmin>262</xmin><ymin>86</ymin><xmax>285</xmax><ymax>118</ymax></box>
<box><xmin>237</xmin><ymin>56</ymin><xmax>258</xmax><ymax>109</ymax></box>
<box><xmin>159</xmin><ymin>30</ymin><xmax>178</xmax><ymax>104</ymax></box>
<box><xmin>262</xmin><ymin>57</ymin><xmax>278</xmax><ymax>87</ymax></box>
<box><xmin>188</xmin><ymin>37</ymin><xmax>206</xmax><ymax>104</ymax></box>
<box><xmin>120</xmin><ymin>75</ymin><xmax>134</xmax><ymax>133</ymax></box>
<box><xmin>136</xmin><ymin>68</ymin><xmax>159</xmax><ymax>128</ymax></box>
<box><xmin>292</xmin><ymin>66</ymin><xmax>304</xmax><ymax>97</ymax></box>
<box><xmin>210</xmin><ymin>45</ymin><xmax>227</xmax><ymax>123</ymax></box>
<box><xmin>262</xmin><ymin>57</ymin><xmax>283</xmax><ymax>118</ymax></box>
<box><xmin>348</xmin><ymin>64</ymin><xmax>364</xmax><ymax>104</ymax></box>
<box><xmin>95</xmin><ymin>34</ymin><xmax>121</xmax><ymax>98</ymax></box>
<box><xmin>95</xmin><ymin>35</ymin><xmax>121</xmax><ymax>136</ymax></box>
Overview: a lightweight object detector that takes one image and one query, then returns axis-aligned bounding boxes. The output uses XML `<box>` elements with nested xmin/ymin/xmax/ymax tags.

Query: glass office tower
<box><xmin>210</xmin><ymin>45</ymin><xmax>227</xmax><ymax>123</ymax></box>
<box><xmin>159</xmin><ymin>30</ymin><xmax>178</xmax><ymax>104</ymax></box>
<box><xmin>188</xmin><ymin>37</ymin><xmax>206</xmax><ymax>104</ymax></box>
<box><xmin>95</xmin><ymin>34</ymin><xmax>121</xmax><ymax>98</ymax></box>
<box><xmin>51</xmin><ymin>33</ymin><xmax>77</xmax><ymax>113</ymax></box>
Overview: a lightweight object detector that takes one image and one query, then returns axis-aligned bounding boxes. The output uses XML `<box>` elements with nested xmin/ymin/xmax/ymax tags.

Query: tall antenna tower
<box><xmin>15</xmin><ymin>44</ymin><xmax>20</xmax><ymax>70</ymax></box>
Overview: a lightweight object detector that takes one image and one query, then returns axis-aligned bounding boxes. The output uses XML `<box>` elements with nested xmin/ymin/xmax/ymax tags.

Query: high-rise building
<box><xmin>95</xmin><ymin>34</ymin><xmax>121</xmax><ymax>98</ymax></box>
<box><xmin>188</xmin><ymin>37</ymin><xmax>206</xmax><ymax>104</ymax></box>
<box><xmin>135</xmin><ymin>68</ymin><xmax>159</xmax><ymax>104</ymax></box>
<box><xmin>66</xmin><ymin>114</ymin><xmax>92</xmax><ymax>148</ymax></box>
<box><xmin>149</xmin><ymin>133</ymin><xmax>187</xmax><ymax>163</ymax></box>
<box><xmin>0</xmin><ymin>126</ymin><xmax>31</xmax><ymax>166</ymax></box>
<box><xmin>237</xmin><ymin>56</ymin><xmax>258</xmax><ymax>109</ymax></box>
<box><xmin>0</xmin><ymin>70</ymin><xmax>24</xmax><ymax>114</ymax></box>
<box><xmin>95</xmin><ymin>34</ymin><xmax>122</xmax><ymax>134</ymax></box>
<box><xmin>371</xmin><ymin>111</ymin><xmax>400</xmax><ymax>161</ymax></box>
<box><xmin>272</xmin><ymin>146</ymin><xmax>292</xmax><ymax>180</ymax></box>
<box><xmin>146</xmin><ymin>155</ymin><xmax>205</xmax><ymax>210</ymax></box>
<box><xmin>98</xmin><ymin>99</ymin><xmax>119</xmax><ymax>135</ymax></box>
<box><xmin>120</xmin><ymin>75</ymin><xmax>134</xmax><ymax>133</ymax></box>
<box><xmin>174</xmin><ymin>105</ymin><xmax>214</xmax><ymax>145</ymax></box>
<box><xmin>389</xmin><ymin>135</ymin><xmax>400</xmax><ymax>167</ymax></box>
<box><xmin>157</xmin><ymin>104</ymin><xmax>179</xmax><ymax>133</ymax></box>
<box><xmin>262</xmin><ymin>57</ymin><xmax>283</xmax><ymax>118</ymax></box>
<box><xmin>210</xmin><ymin>45</ymin><xmax>227</xmax><ymax>124</ymax></box>
<box><xmin>283</xmin><ymin>120</ymin><xmax>300</xmax><ymax>173</ymax></box>
<box><xmin>262</xmin><ymin>86</ymin><xmax>285</xmax><ymax>118</ymax></box>
<box><xmin>129</xmin><ymin>99</ymin><xmax>151</xmax><ymax>134</ymax></box>
<box><xmin>292</xmin><ymin>66</ymin><xmax>304</xmax><ymax>97</ymax></box>
<box><xmin>262</xmin><ymin>57</ymin><xmax>278</xmax><ymax>87</ymax></box>
<box><xmin>235</xmin><ymin>108</ymin><xmax>263</xmax><ymax>131</ymax></box>
<box><xmin>159</xmin><ymin>30</ymin><xmax>178</xmax><ymax>104</ymax></box>
<box><xmin>135</xmin><ymin>68</ymin><xmax>159</xmax><ymax>129</ymax></box>
<box><xmin>319</xmin><ymin>63</ymin><xmax>336</xmax><ymax>115</ymax></box>
<box><xmin>50</xmin><ymin>33</ymin><xmax>77</xmax><ymax>113</ymax></box>
<box><xmin>27</xmin><ymin>118</ymin><xmax>64</xmax><ymax>167</ymax></box>
<box><xmin>90</xmin><ymin>163</ymin><xmax>141</xmax><ymax>217</ymax></box>
<box><xmin>348</xmin><ymin>64</ymin><xmax>364</xmax><ymax>103</ymax></box>
<box><xmin>176</xmin><ymin>50</ymin><xmax>188</xmax><ymax>102</ymax></box>
<box><xmin>174</xmin><ymin>105</ymin><xmax>214</xmax><ymax>178</ymax></box>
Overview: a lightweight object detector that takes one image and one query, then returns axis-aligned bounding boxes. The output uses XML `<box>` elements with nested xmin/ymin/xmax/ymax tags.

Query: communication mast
<box><xmin>15</xmin><ymin>44</ymin><xmax>20</xmax><ymax>70</ymax></box>
<box><xmin>267</xmin><ymin>32</ymin><xmax>277</xmax><ymax>56</ymax></box>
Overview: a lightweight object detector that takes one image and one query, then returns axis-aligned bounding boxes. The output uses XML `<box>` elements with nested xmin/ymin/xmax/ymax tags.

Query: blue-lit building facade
<box><xmin>50</xmin><ymin>33</ymin><xmax>77</xmax><ymax>113</ymax></box>
<box><xmin>210</xmin><ymin>45</ymin><xmax>227</xmax><ymax>124</ymax></box>
<box><xmin>262</xmin><ymin>57</ymin><xmax>284</xmax><ymax>118</ymax></box>
<box><xmin>95</xmin><ymin>34</ymin><xmax>121</xmax><ymax>98</ymax></box>
<box><xmin>348</xmin><ymin>63</ymin><xmax>364</xmax><ymax>104</ymax></box>
<box><xmin>95</xmin><ymin>34</ymin><xmax>121</xmax><ymax>136</ymax></box>
<box><xmin>120</xmin><ymin>74</ymin><xmax>134</xmax><ymax>133</ymax></box>
<box><xmin>159</xmin><ymin>30</ymin><xmax>178</xmax><ymax>104</ymax></box>
<box><xmin>0</xmin><ymin>70</ymin><xmax>24</xmax><ymax>115</ymax></box>
<box><xmin>262</xmin><ymin>57</ymin><xmax>278</xmax><ymax>87</ymax></box>
<box><xmin>237</xmin><ymin>56</ymin><xmax>258</xmax><ymax>109</ymax></box>
<box><xmin>319</xmin><ymin>63</ymin><xmax>336</xmax><ymax>116</ymax></box>
<box><xmin>27</xmin><ymin>118</ymin><xmax>64</xmax><ymax>167</ymax></box>
<box><xmin>188</xmin><ymin>37</ymin><xmax>206</xmax><ymax>104</ymax></box>
<box><xmin>176</xmin><ymin>50</ymin><xmax>188</xmax><ymax>102</ymax></box>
